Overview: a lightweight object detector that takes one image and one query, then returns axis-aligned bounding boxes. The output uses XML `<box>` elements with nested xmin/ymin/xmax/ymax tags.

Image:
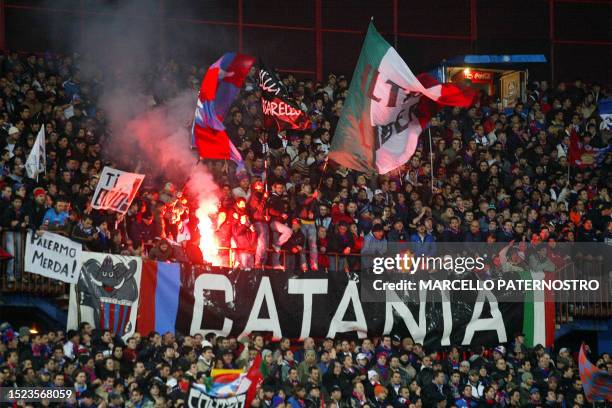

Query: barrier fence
<box><xmin>1</xmin><ymin>231</ymin><xmax>610</xmax><ymax>323</ymax></box>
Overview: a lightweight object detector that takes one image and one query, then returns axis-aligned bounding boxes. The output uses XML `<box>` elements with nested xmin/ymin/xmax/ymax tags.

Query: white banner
<box><xmin>25</xmin><ymin>231</ymin><xmax>83</xmax><ymax>283</ymax></box>
<box><xmin>188</xmin><ymin>385</ymin><xmax>247</xmax><ymax>408</ymax></box>
<box><xmin>91</xmin><ymin>166</ymin><xmax>145</xmax><ymax>214</ymax></box>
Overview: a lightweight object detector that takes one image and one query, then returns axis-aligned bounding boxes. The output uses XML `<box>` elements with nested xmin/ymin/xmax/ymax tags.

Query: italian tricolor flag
<box><xmin>520</xmin><ymin>270</ymin><xmax>556</xmax><ymax>347</ymax></box>
<box><xmin>329</xmin><ymin>22</ymin><xmax>474</xmax><ymax>174</ymax></box>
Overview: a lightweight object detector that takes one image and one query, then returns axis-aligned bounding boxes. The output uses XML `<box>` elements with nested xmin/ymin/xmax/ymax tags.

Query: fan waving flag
<box><xmin>579</xmin><ymin>344</ymin><xmax>612</xmax><ymax>402</ymax></box>
<box><xmin>259</xmin><ymin>64</ymin><xmax>311</xmax><ymax>131</ymax></box>
<box><xmin>25</xmin><ymin>126</ymin><xmax>46</xmax><ymax>180</ymax></box>
<box><xmin>329</xmin><ymin>22</ymin><xmax>474</xmax><ymax>174</ymax></box>
<box><xmin>187</xmin><ymin>354</ymin><xmax>263</xmax><ymax>408</ymax></box>
<box><xmin>192</xmin><ymin>52</ymin><xmax>255</xmax><ymax>164</ymax></box>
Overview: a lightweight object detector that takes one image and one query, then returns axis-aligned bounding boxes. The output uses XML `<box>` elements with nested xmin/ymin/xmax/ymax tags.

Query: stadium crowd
<box><xmin>0</xmin><ymin>51</ymin><xmax>608</xmax><ymax>278</ymax></box>
<box><xmin>1</xmin><ymin>323</ymin><xmax>610</xmax><ymax>408</ymax></box>
<box><xmin>0</xmin><ymin>50</ymin><xmax>610</xmax><ymax>406</ymax></box>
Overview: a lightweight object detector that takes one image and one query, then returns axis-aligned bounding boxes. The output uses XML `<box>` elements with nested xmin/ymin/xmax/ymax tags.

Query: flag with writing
<box><xmin>191</xmin><ymin>52</ymin><xmax>255</xmax><ymax>165</ymax></box>
<box><xmin>259</xmin><ymin>64</ymin><xmax>310</xmax><ymax>131</ymax></box>
<box><xmin>329</xmin><ymin>22</ymin><xmax>474</xmax><ymax>174</ymax></box>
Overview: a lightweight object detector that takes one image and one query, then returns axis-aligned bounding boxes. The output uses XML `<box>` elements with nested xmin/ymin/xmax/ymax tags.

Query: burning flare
<box><xmin>196</xmin><ymin>198</ymin><xmax>221</xmax><ymax>265</ymax></box>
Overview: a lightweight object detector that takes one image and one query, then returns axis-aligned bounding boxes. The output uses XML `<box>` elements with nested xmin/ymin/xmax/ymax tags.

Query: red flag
<box><xmin>191</xmin><ymin>52</ymin><xmax>255</xmax><ymax>164</ymax></box>
<box><xmin>568</xmin><ymin>129</ymin><xmax>582</xmax><ymax>166</ymax></box>
<box><xmin>568</xmin><ymin>129</ymin><xmax>596</xmax><ymax>168</ymax></box>
<box><xmin>244</xmin><ymin>353</ymin><xmax>263</xmax><ymax>408</ymax></box>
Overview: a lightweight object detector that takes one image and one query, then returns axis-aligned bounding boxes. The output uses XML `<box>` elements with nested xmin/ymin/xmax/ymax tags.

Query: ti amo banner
<box><xmin>69</xmin><ymin>259</ymin><xmax>523</xmax><ymax>348</ymax></box>
<box><xmin>91</xmin><ymin>166</ymin><xmax>145</xmax><ymax>214</ymax></box>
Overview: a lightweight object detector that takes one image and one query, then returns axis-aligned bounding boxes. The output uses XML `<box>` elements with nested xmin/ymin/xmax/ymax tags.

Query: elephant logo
<box><xmin>77</xmin><ymin>256</ymin><xmax>138</xmax><ymax>336</ymax></box>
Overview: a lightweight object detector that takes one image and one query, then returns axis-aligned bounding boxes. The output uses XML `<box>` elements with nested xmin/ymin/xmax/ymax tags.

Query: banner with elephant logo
<box><xmin>67</xmin><ymin>253</ymin><xmax>142</xmax><ymax>341</ymax></box>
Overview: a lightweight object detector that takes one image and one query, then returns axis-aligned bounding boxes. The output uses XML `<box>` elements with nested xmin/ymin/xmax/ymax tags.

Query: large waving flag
<box><xmin>329</xmin><ymin>22</ymin><xmax>474</xmax><ymax>174</ymax></box>
<box><xmin>192</xmin><ymin>52</ymin><xmax>255</xmax><ymax>164</ymax></box>
<box><xmin>579</xmin><ymin>344</ymin><xmax>612</xmax><ymax>402</ymax></box>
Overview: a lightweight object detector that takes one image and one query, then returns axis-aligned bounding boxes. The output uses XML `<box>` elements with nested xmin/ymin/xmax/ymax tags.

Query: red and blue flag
<box><xmin>579</xmin><ymin>344</ymin><xmax>612</xmax><ymax>402</ymax></box>
<box><xmin>136</xmin><ymin>261</ymin><xmax>184</xmax><ymax>335</ymax></box>
<box><xmin>191</xmin><ymin>52</ymin><xmax>255</xmax><ymax>165</ymax></box>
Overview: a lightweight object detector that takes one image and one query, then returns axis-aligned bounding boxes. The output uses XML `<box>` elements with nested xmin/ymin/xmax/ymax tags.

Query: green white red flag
<box><xmin>329</xmin><ymin>22</ymin><xmax>474</xmax><ymax>174</ymax></box>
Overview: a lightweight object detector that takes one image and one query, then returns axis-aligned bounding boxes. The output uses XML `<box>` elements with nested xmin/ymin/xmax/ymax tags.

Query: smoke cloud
<box><xmin>58</xmin><ymin>0</ymin><xmax>222</xmax><ymax>193</ymax></box>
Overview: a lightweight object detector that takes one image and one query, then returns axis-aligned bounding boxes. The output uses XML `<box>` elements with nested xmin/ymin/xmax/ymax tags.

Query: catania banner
<box><xmin>68</xmin><ymin>258</ymin><xmax>539</xmax><ymax>348</ymax></box>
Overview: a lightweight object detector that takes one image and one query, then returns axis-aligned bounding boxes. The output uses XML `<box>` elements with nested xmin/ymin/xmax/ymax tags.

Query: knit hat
<box><xmin>374</xmin><ymin>385</ymin><xmax>386</xmax><ymax>396</ymax></box>
<box><xmin>368</xmin><ymin>370</ymin><xmax>378</xmax><ymax>381</ymax></box>
<box><xmin>33</xmin><ymin>187</ymin><xmax>46</xmax><ymax>198</ymax></box>
<box><xmin>521</xmin><ymin>372</ymin><xmax>533</xmax><ymax>383</ymax></box>
<box><xmin>494</xmin><ymin>345</ymin><xmax>506</xmax><ymax>355</ymax></box>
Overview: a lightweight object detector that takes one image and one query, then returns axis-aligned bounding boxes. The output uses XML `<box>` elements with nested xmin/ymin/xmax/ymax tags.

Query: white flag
<box><xmin>25</xmin><ymin>126</ymin><xmax>46</xmax><ymax>179</ymax></box>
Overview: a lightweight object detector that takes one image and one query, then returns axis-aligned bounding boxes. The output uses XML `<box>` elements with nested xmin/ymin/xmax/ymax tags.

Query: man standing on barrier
<box><xmin>248</xmin><ymin>180</ymin><xmax>269</xmax><ymax>269</ymax></box>
<box><xmin>268</xmin><ymin>182</ymin><xmax>291</xmax><ymax>270</ymax></box>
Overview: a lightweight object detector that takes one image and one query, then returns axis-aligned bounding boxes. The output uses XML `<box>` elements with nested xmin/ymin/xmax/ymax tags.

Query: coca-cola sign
<box><xmin>464</xmin><ymin>70</ymin><xmax>493</xmax><ymax>82</ymax></box>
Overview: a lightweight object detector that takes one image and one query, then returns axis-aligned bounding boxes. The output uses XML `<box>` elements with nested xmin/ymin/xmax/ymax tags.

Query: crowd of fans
<box><xmin>1</xmin><ymin>323</ymin><xmax>610</xmax><ymax>407</ymax></box>
<box><xmin>0</xmin><ymin>49</ymin><xmax>609</xmax><ymax>406</ymax></box>
<box><xmin>0</xmin><ymin>51</ymin><xmax>609</xmax><ymax>278</ymax></box>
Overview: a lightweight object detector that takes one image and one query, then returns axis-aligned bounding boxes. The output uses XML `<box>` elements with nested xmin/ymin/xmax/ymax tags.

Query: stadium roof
<box><xmin>445</xmin><ymin>54</ymin><xmax>547</xmax><ymax>65</ymax></box>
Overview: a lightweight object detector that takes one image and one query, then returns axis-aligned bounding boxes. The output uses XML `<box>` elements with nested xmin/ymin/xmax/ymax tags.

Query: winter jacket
<box><xmin>231</xmin><ymin>220</ymin><xmax>257</xmax><ymax>250</ymax></box>
<box><xmin>361</xmin><ymin>232</ymin><xmax>387</xmax><ymax>259</ymax></box>
<box><xmin>268</xmin><ymin>192</ymin><xmax>287</xmax><ymax>222</ymax></box>
<box><xmin>249</xmin><ymin>190</ymin><xmax>268</xmax><ymax>222</ymax></box>
<box><xmin>1</xmin><ymin>206</ymin><xmax>26</xmax><ymax>230</ymax></box>
<box><xmin>148</xmin><ymin>243</ymin><xmax>175</xmax><ymax>262</ymax></box>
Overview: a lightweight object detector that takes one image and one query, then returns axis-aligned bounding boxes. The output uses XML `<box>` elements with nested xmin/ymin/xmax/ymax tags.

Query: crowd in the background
<box><xmin>0</xmin><ymin>51</ymin><xmax>610</xmax><ymax>407</ymax></box>
<box><xmin>1</xmin><ymin>323</ymin><xmax>610</xmax><ymax>408</ymax></box>
<box><xmin>0</xmin><ymin>50</ymin><xmax>609</xmax><ymax>279</ymax></box>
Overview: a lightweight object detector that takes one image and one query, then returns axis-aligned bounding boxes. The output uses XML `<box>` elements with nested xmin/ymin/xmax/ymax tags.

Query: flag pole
<box><xmin>428</xmin><ymin>127</ymin><xmax>434</xmax><ymax>194</ymax></box>
<box><xmin>397</xmin><ymin>167</ymin><xmax>403</xmax><ymax>186</ymax></box>
<box><xmin>316</xmin><ymin>157</ymin><xmax>329</xmax><ymax>192</ymax></box>
<box><xmin>263</xmin><ymin>154</ymin><xmax>268</xmax><ymax>193</ymax></box>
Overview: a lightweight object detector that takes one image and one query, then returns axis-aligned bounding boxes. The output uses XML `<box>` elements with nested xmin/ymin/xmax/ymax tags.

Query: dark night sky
<box><xmin>4</xmin><ymin>0</ymin><xmax>611</xmax><ymax>83</ymax></box>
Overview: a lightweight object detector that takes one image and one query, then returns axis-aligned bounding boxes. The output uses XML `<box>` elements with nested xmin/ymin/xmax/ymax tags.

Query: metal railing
<box><xmin>555</xmin><ymin>253</ymin><xmax>611</xmax><ymax>322</ymax></box>
<box><xmin>0</xmin><ymin>231</ymin><xmax>66</xmax><ymax>296</ymax></box>
<box><xmin>1</xmin><ymin>232</ymin><xmax>610</xmax><ymax>323</ymax></box>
